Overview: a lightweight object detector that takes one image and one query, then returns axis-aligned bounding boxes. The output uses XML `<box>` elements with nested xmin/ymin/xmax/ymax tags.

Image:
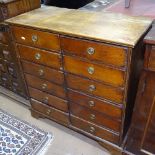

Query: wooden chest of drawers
<box><xmin>6</xmin><ymin>6</ymin><xmax>153</xmax><ymax>153</ymax></box>
<box><xmin>124</xmin><ymin>24</ymin><xmax>155</xmax><ymax>155</ymax></box>
<box><xmin>0</xmin><ymin>0</ymin><xmax>40</xmax><ymax>97</ymax></box>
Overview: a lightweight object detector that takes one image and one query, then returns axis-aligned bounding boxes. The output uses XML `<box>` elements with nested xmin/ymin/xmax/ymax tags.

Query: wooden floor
<box><xmin>105</xmin><ymin>0</ymin><xmax>155</xmax><ymax>19</ymax></box>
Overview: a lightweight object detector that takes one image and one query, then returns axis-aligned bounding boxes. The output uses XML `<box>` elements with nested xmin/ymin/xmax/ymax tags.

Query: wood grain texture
<box><xmin>70</xmin><ymin>102</ymin><xmax>121</xmax><ymax>132</ymax></box>
<box><xmin>12</xmin><ymin>26</ymin><xmax>60</xmax><ymax>51</ymax></box>
<box><xmin>28</xmin><ymin>87</ymin><xmax>68</xmax><ymax>112</ymax></box>
<box><xmin>66</xmin><ymin>72</ymin><xmax>124</xmax><ymax>104</ymax></box>
<box><xmin>25</xmin><ymin>74</ymin><xmax>66</xmax><ymax>99</ymax></box>
<box><xmin>31</xmin><ymin>99</ymin><xmax>69</xmax><ymax>125</ymax></box>
<box><xmin>71</xmin><ymin>115</ymin><xmax>120</xmax><ymax>144</ymax></box>
<box><xmin>6</xmin><ymin>6</ymin><xmax>152</xmax><ymax>47</ymax></box>
<box><xmin>61</xmin><ymin>36</ymin><xmax>127</xmax><ymax>67</ymax></box>
<box><xmin>64</xmin><ymin>55</ymin><xmax>125</xmax><ymax>87</ymax></box>
<box><xmin>17</xmin><ymin>44</ymin><xmax>62</xmax><ymax>69</ymax></box>
<box><xmin>21</xmin><ymin>60</ymin><xmax>64</xmax><ymax>85</ymax></box>
<box><xmin>68</xmin><ymin>89</ymin><xmax>122</xmax><ymax>119</ymax></box>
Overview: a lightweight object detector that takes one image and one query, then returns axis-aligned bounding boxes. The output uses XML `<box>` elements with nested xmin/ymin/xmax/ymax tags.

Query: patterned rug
<box><xmin>0</xmin><ymin>109</ymin><xmax>53</xmax><ymax>155</ymax></box>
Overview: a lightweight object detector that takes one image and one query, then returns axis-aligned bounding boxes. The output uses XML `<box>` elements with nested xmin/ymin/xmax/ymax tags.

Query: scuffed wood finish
<box><xmin>70</xmin><ymin>102</ymin><xmax>121</xmax><ymax>132</ymax></box>
<box><xmin>0</xmin><ymin>0</ymin><xmax>40</xmax><ymax>98</ymax></box>
<box><xmin>124</xmin><ymin>26</ymin><xmax>155</xmax><ymax>155</ymax></box>
<box><xmin>64</xmin><ymin>55</ymin><xmax>125</xmax><ymax>87</ymax></box>
<box><xmin>71</xmin><ymin>115</ymin><xmax>120</xmax><ymax>144</ymax></box>
<box><xmin>68</xmin><ymin>89</ymin><xmax>122</xmax><ymax>119</ymax></box>
<box><xmin>8</xmin><ymin>6</ymin><xmax>153</xmax><ymax>153</ymax></box>
<box><xmin>12</xmin><ymin>26</ymin><xmax>60</xmax><ymax>51</ymax></box>
<box><xmin>66</xmin><ymin>74</ymin><xmax>124</xmax><ymax>104</ymax></box>
<box><xmin>28</xmin><ymin>87</ymin><xmax>68</xmax><ymax>112</ymax></box>
<box><xmin>61</xmin><ymin>36</ymin><xmax>127</xmax><ymax>67</ymax></box>
<box><xmin>0</xmin><ymin>0</ymin><xmax>40</xmax><ymax>20</ymax></box>
<box><xmin>17</xmin><ymin>44</ymin><xmax>62</xmax><ymax>69</ymax></box>
<box><xmin>7</xmin><ymin>6</ymin><xmax>152</xmax><ymax>47</ymax></box>
<box><xmin>21</xmin><ymin>60</ymin><xmax>64</xmax><ymax>85</ymax></box>
<box><xmin>25</xmin><ymin>74</ymin><xmax>66</xmax><ymax>99</ymax></box>
<box><xmin>31</xmin><ymin>99</ymin><xmax>69</xmax><ymax>126</ymax></box>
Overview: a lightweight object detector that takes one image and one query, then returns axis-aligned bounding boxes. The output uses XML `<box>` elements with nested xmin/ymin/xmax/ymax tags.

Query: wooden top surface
<box><xmin>6</xmin><ymin>6</ymin><xmax>153</xmax><ymax>47</ymax></box>
<box><xmin>144</xmin><ymin>24</ymin><xmax>155</xmax><ymax>45</ymax></box>
<box><xmin>0</xmin><ymin>0</ymin><xmax>17</xmax><ymax>4</ymax></box>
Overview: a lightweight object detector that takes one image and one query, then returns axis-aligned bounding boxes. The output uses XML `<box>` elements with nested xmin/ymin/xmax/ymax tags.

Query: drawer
<box><xmin>147</xmin><ymin>46</ymin><xmax>155</xmax><ymax>71</ymax></box>
<box><xmin>25</xmin><ymin>74</ymin><xmax>66</xmax><ymax>99</ymax></box>
<box><xmin>70</xmin><ymin>102</ymin><xmax>121</xmax><ymax>132</ymax></box>
<box><xmin>0</xmin><ymin>25</ymin><xmax>9</xmax><ymax>44</ymax></box>
<box><xmin>66</xmin><ymin>74</ymin><xmax>124</xmax><ymax>104</ymax></box>
<box><xmin>68</xmin><ymin>89</ymin><xmax>122</xmax><ymax>119</ymax></box>
<box><xmin>0</xmin><ymin>59</ymin><xmax>6</xmax><ymax>72</ymax></box>
<box><xmin>12</xmin><ymin>26</ymin><xmax>60</xmax><ymax>51</ymax></box>
<box><xmin>22</xmin><ymin>61</ymin><xmax>64</xmax><ymax>85</ymax></box>
<box><xmin>64</xmin><ymin>55</ymin><xmax>125</xmax><ymax>87</ymax></box>
<box><xmin>8</xmin><ymin>63</ymin><xmax>17</xmax><ymax>77</ymax></box>
<box><xmin>28</xmin><ymin>87</ymin><xmax>68</xmax><ymax>112</ymax></box>
<box><xmin>31</xmin><ymin>99</ymin><xmax>69</xmax><ymax>125</ymax></box>
<box><xmin>18</xmin><ymin>45</ymin><xmax>61</xmax><ymax>69</ymax></box>
<box><xmin>61</xmin><ymin>36</ymin><xmax>127</xmax><ymax>67</ymax></box>
<box><xmin>71</xmin><ymin>115</ymin><xmax>120</xmax><ymax>144</ymax></box>
<box><xmin>0</xmin><ymin>44</ymin><xmax>12</xmax><ymax>61</ymax></box>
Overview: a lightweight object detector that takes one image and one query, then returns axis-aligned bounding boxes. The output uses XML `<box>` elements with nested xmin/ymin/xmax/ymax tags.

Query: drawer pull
<box><xmin>38</xmin><ymin>69</ymin><xmax>44</xmax><ymax>76</ymax></box>
<box><xmin>90</xmin><ymin>114</ymin><xmax>95</xmax><ymax>120</ymax></box>
<box><xmin>43</xmin><ymin>96</ymin><xmax>49</xmax><ymax>104</ymax></box>
<box><xmin>42</xmin><ymin>83</ymin><xmax>47</xmax><ymax>90</ymax></box>
<box><xmin>32</xmin><ymin>35</ymin><xmax>38</xmax><ymax>42</ymax></box>
<box><xmin>21</xmin><ymin>36</ymin><xmax>26</xmax><ymax>40</ymax></box>
<box><xmin>90</xmin><ymin>126</ymin><xmax>95</xmax><ymax>133</ymax></box>
<box><xmin>35</xmin><ymin>53</ymin><xmax>41</xmax><ymax>60</ymax></box>
<box><xmin>88</xmin><ymin>101</ymin><xmax>95</xmax><ymax>107</ymax></box>
<box><xmin>46</xmin><ymin>109</ymin><xmax>51</xmax><ymax>115</ymax></box>
<box><xmin>87</xmin><ymin>47</ymin><xmax>95</xmax><ymax>55</ymax></box>
<box><xmin>89</xmin><ymin>85</ymin><xmax>96</xmax><ymax>92</ymax></box>
<box><xmin>88</xmin><ymin>67</ymin><xmax>94</xmax><ymax>74</ymax></box>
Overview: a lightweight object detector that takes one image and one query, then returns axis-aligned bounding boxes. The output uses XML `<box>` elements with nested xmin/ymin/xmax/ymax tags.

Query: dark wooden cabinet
<box><xmin>124</xmin><ymin>25</ymin><xmax>155</xmax><ymax>155</ymax></box>
<box><xmin>6</xmin><ymin>6</ymin><xmax>152</xmax><ymax>154</ymax></box>
<box><xmin>0</xmin><ymin>0</ymin><xmax>40</xmax><ymax>98</ymax></box>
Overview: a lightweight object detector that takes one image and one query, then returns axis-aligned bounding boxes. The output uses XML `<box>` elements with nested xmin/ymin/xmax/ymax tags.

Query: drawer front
<box><xmin>0</xmin><ymin>24</ymin><xmax>9</xmax><ymax>44</ymax></box>
<box><xmin>61</xmin><ymin>36</ymin><xmax>127</xmax><ymax>67</ymax></box>
<box><xmin>71</xmin><ymin>115</ymin><xmax>119</xmax><ymax>144</ymax></box>
<box><xmin>25</xmin><ymin>74</ymin><xmax>66</xmax><ymax>99</ymax></box>
<box><xmin>18</xmin><ymin>45</ymin><xmax>61</xmax><ymax>69</ymax></box>
<box><xmin>29</xmin><ymin>87</ymin><xmax>68</xmax><ymax>112</ymax></box>
<box><xmin>31</xmin><ymin>99</ymin><xmax>69</xmax><ymax>125</ymax></box>
<box><xmin>147</xmin><ymin>46</ymin><xmax>155</xmax><ymax>71</ymax></box>
<box><xmin>70</xmin><ymin>102</ymin><xmax>121</xmax><ymax>132</ymax></box>
<box><xmin>68</xmin><ymin>89</ymin><xmax>122</xmax><ymax>119</ymax></box>
<box><xmin>0</xmin><ymin>44</ymin><xmax>12</xmax><ymax>61</ymax></box>
<box><xmin>66</xmin><ymin>74</ymin><xmax>124</xmax><ymax>103</ymax></box>
<box><xmin>64</xmin><ymin>55</ymin><xmax>125</xmax><ymax>87</ymax></box>
<box><xmin>12</xmin><ymin>26</ymin><xmax>60</xmax><ymax>51</ymax></box>
<box><xmin>22</xmin><ymin>61</ymin><xmax>64</xmax><ymax>85</ymax></box>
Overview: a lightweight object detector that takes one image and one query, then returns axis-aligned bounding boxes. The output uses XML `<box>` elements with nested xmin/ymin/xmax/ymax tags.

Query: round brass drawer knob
<box><xmin>38</xmin><ymin>69</ymin><xmax>44</xmax><ymax>76</ymax></box>
<box><xmin>90</xmin><ymin>126</ymin><xmax>95</xmax><ymax>133</ymax></box>
<box><xmin>32</xmin><ymin>35</ymin><xmax>38</xmax><ymax>42</ymax></box>
<box><xmin>35</xmin><ymin>53</ymin><xmax>41</xmax><ymax>60</ymax></box>
<box><xmin>46</xmin><ymin>109</ymin><xmax>51</xmax><ymax>115</ymax></box>
<box><xmin>89</xmin><ymin>85</ymin><xmax>96</xmax><ymax>92</ymax></box>
<box><xmin>42</xmin><ymin>83</ymin><xmax>47</xmax><ymax>90</ymax></box>
<box><xmin>88</xmin><ymin>101</ymin><xmax>95</xmax><ymax>107</ymax></box>
<box><xmin>43</xmin><ymin>96</ymin><xmax>49</xmax><ymax>104</ymax></box>
<box><xmin>88</xmin><ymin>67</ymin><xmax>94</xmax><ymax>74</ymax></box>
<box><xmin>90</xmin><ymin>114</ymin><xmax>95</xmax><ymax>120</ymax></box>
<box><xmin>87</xmin><ymin>47</ymin><xmax>95</xmax><ymax>55</ymax></box>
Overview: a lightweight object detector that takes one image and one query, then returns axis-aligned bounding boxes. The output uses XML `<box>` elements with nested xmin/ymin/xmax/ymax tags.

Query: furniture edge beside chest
<box><xmin>124</xmin><ymin>25</ymin><xmax>155</xmax><ymax>155</ymax></box>
<box><xmin>8</xmin><ymin>23</ymin><xmax>147</xmax><ymax>152</ymax></box>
